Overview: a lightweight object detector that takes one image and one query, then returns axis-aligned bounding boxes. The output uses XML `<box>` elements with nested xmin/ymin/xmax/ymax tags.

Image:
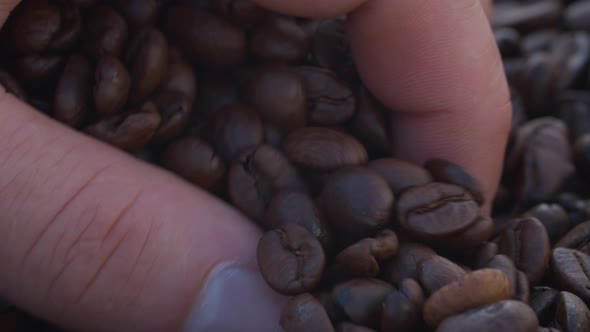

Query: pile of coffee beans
<box><xmin>3</xmin><ymin>0</ymin><xmax>590</xmax><ymax>331</ymax></box>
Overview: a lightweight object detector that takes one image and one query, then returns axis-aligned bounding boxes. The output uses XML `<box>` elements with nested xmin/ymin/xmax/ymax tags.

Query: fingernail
<box><xmin>182</xmin><ymin>262</ymin><xmax>287</xmax><ymax>332</ymax></box>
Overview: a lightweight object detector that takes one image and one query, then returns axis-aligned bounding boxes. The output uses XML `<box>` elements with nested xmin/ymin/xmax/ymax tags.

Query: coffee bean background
<box><xmin>3</xmin><ymin>0</ymin><xmax>590</xmax><ymax>331</ymax></box>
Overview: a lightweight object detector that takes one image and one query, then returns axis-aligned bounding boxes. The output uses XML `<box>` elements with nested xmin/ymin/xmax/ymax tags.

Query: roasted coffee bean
<box><xmin>556</xmin><ymin>192</ymin><xmax>590</xmax><ymax>226</ymax></box>
<box><xmin>85</xmin><ymin>101</ymin><xmax>161</xmax><ymax>151</ymax></box>
<box><xmin>436</xmin><ymin>300</ymin><xmax>539</xmax><ymax>332</ymax></box>
<box><xmin>163</xmin><ymin>6</ymin><xmax>246</xmax><ymax>66</ymax></box>
<box><xmin>193</xmin><ymin>74</ymin><xmax>238</xmax><ymax>119</ymax></box>
<box><xmin>295</xmin><ymin>66</ymin><xmax>356</xmax><ymax>126</ymax></box>
<box><xmin>13</xmin><ymin>54</ymin><xmax>65</xmax><ymax>92</ymax></box>
<box><xmin>319</xmin><ymin>167</ymin><xmax>393</xmax><ymax>235</ymax></box>
<box><xmin>250</xmin><ymin>17</ymin><xmax>308</xmax><ymax>64</ymax></box>
<box><xmin>336</xmin><ymin>322</ymin><xmax>374</xmax><ymax>332</ymax></box>
<box><xmin>556</xmin><ymin>220</ymin><xmax>590</xmax><ymax>255</ymax></box>
<box><xmin>2</xmin><ymin>0</ymin><xmax>60</xmax><ymax>54</ymax></box>
<box><xmin>521</xmin><ymin>29</ymin><xmax>557</xmax><ymax>55</ymax></box>
<box><xmin>423</xmin><ymin>269</ymin><xmax>511</xmax><ymax>327</ymax></box>
<box><xmin>424</xmin><ymin>159</ymin><xmax>485</xmax><ymax>205</ymax></box>
<box><xmin>418</xmin><ymin>255</ymin><xmax>466</xmax><ymax>296</ymax></box>
<box><xmin>281</xmin><ymin>293</ymin><xmax>335</xmax><ymax>332</ymax></box>
<box><xmin>53</xmin><ymin>54</ymin><xmax>92</xmax><ymax>127</ymax></box>
<box><xmin>211</xmin><ymin>0</ymin><xmax>268</xmax><ymax>25</ymax></box>
<box><xmin>565</xmin><ymin>0</ymin><xmax>590</xmax><ymax>31</ymax></box>
<box><xmin>516</xmin><ymin>270</ymin><xmax>531</xmax><ymax>303</ymax></box>
<box><xmin>383</xmin><ymin>242</ymin><xmax>437</xmax><ymax>285</ymax></box>
<box><xmin>495</xmin><ymin>27</ymin><xmax>521</xmax><ymax>58</ymax></box>
<box><xmin>349</xmin><ymin>87</ymin><xmax>390</xmax><ymax>157</ymax></box>
<box><xmin>486</xmin><ymin>254</ymin><xmax>518</xmax><ymax>298</ymax></box>
<box><xmin>492</xmin><ymin>1</ymin><xmax>563</xmax><ymax>32</ymax></box>
<box><xmin>258</xmin><ymin>224</ymin><xmax>325</xmax><ymax>295</ymax></box>
<box><xmin>559</xmin><ymin>101</ymin><xmax>590</xmax><ymax>143</ymax></box>
<box><xmin>517</xmin><ymin>53</ymin><xmax>560</xmax><ymax>118</ymax></box>
<box><xmin>82</xmin><ymin>5</ymin><xmax>128</xmax><ymax>60</ymax></box>
<box><xmin>331</xmin><ymin>278</ymin><xmax>394</xmax><ymax>328</ymax></box>
<box><xmin>315</xmin><ymin>290</ymin><xmax>346</xmax><ymax>324</ymax></box>
<box><xmin>45</xmin><ymin>1</ymin><xmax>82</xmax><ymax>53</ymax></box>
<box><xmin>266</xmin><ymin>191</ymin><xmax>329</xmax><ymax>247</ymax></box>
<box><xmin>93</xmin><ymin>55</ymin><xmax>130</xmax><ymax>115</ymax></box>
<box><xmin>210</xmin><ymin>104</ymin><xmax>264</xmax><ymax>162</ymax></box>
<box><xmin>151</xmin><ymin>91</ymin><xmax>192</xmax><ymax>142</ymax></box>
<box><xmin>243</xmin><ymin>66</ymin><xmax>306</xmax><ymax>132</ymax></box>
<box><xmin>229</xmin><ymin>144</ymin><xmax>305</xmax><ymax>223</ymax></box>
<box><xmin>551</xmin><ymin>248</ymin><xmax>590</xmax><ymax>303</ymax></box>
<box><xmin>109</xmin><ymin>0</ymin><xmax>160</xmax><ymax>31</ymax></box>
<box><xmin>550</xmin><ymin>32</ymin><xmax>590</xmax><ymax>90</ymax></box>
<box><xmin>125</xmin><ymin>27</ymin><xmax>168</xmax><ymax>103</ymax></box>
<box><xmin>334</xmin><ymin>229</ymin><xmax>398</xmax><ymax>277</ymax></box>
<box><xmin>380</xmin><ymin>278</ymin><xmax>424</xmax><ymax>332</ymax></box>
<box><xmin>162</xmin><ymin>137</ymin><xmax>225</xmax><ymax>191</ymax></box>
<box><xmin>396</xmin><ymin>182</ymin><xmax>480</xmax><ymax>241</ymax></box>
<box><xmin>310</xmin><ymin>18</ymin><xmax>356</xmax><ymax>82</ymax></box>
<box><xmin>522</xmin><ymin>204</ymin><xmax>571</xmax><ymax>244</ymax></box>
<box><xmin>284</xmin><ymin>127</ymin><xmax>368</xmax><ymax>171</ymax></box>
<box><xmin>0</xmin><ymin>69</ymin><xmax>26</xmax><ymax>101</ymax></box>
<box><xmin>263</xmin><ymin>123</ymin><xmax>284</xmax><ymax>148</ymax></box>
<box><xmin>440</xmin><ymin>216</ymin><xmax>494</xmax><ymax>251</ymax></box>
<box><xmin>530</xmin><ymin>287</ymin><xmax>560</xmax><ymax>325</ymax></box>
<box><xmin>473</xmin><ymin>242</ymin><xmax>500</xmax><ymax>269</ymax></box>
<box><xmin>367</xmin><ymin>158</ymin><xmax>431</xmax><ymax>195</ymax></box>
<box><xmin>555</xmin><ymin>291</ymin><xmax>590</xmax><ymax>332</ymax></box>
<box><xmin>158</xmin><ymin>48</ymin><xmax>197</xmax><ymax>103</ymax></box>
<box><xmin>538</xmin><ymin>328</ymin><xmax>560</xmax><ymax>332</ymax></box>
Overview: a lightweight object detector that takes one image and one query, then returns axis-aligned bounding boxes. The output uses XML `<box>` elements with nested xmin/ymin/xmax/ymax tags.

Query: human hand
<box><xmin>0</xmin><ymin>0</ymin><xmax>509</xmax><ymax>331</ymax></box>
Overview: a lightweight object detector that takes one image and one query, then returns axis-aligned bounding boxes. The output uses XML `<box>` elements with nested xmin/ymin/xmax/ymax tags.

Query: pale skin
<box><xmin>0</xmin><ymin>0</ymin><xmax>509</xmax><ymax>331</ymax></box>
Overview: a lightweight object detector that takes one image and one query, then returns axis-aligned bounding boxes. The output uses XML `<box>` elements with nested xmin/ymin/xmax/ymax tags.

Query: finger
<box><xmin>0</xmin><ymin>0</ymin><xmax>18</xmax><ymax>26</ymax></box>
<box><xmin>0</xmin><ymin>92</ymin><xmax>286</xmax><ymax>331</ymax></box>
<box><xmin>252</xmin><ymin>0</ymin><xmax>511</xmax><ymax>210</ymax></box>
<box><xmin>481</xmin><ymin>0</ymin><xmax>493</xmax><ymax>19</ymax></box>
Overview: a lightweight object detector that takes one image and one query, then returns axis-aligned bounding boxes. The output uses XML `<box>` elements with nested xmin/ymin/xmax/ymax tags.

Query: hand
<box><xmin>0</xmin><ymin>0</ymin><xmax>510</xmax><ymax>331</ymax></box>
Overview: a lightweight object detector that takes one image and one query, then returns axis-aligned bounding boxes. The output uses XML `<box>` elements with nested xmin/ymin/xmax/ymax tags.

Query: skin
<box><xmin>0</xmin><ymin>0</ymin><xmax>509</xmax><ymax>331</ymax></box>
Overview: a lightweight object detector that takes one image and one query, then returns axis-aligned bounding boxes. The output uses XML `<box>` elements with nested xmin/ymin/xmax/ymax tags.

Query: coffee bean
<box><xmin>2</xmin><ymin>0</ymin><xmax>61</xmax><ymax>54</ymax></box>
<box><xmin>331</xmin><ymin>278</ymin><xmax>394</xmax><ymax>328</ymax></box>
<box><xmin>423</xmin><ymin>269</ymin><xmax>511</xmax><ymax>327</ymax></box>
<box><xmin>551</xmin><ymin>248</ymin><xmax>590</xmax><ymax>303</ymax></box>
<box><xmin>550</xmin><ymin>32</ymin><xmax>590</xmax><ymax>90</ymax></box>
<box><xmin>486</xmin><ymin>254</ymin><xmax>518</xmax><ymax>298</ymax></box>
<box><xmin>193</xmin><ymin>74</ymin><xmax>238</xmax><ymax>119</ymax></box>
<box><xmin>521</xmin><ymin>29</ymin><xmax>557</xmax><ymax>55</ymax></box>
<box><xmin>109</xmin><ymin>0</ymin><xmax>160</xmax><ymax>31</ymax></box>
<box><xmin>310</xmin><ymin>18</ymin><xmax>356</xmax><ymax>82</ymax></box>
<box><xmin>53</xmin><ymin>54</ymin><xmax>92</xmax><ymax>127</ymax></box>
<box><xmin>163</xmin><ymin>6</ymin><xmax>246</xmax><ymax>66</ymax></box>
<box><xmin>211</xmin><ymin>0</ymin><xmax>268</xmax><ymax>25</ymax></box>
<box><xmin>382</xmin><ymin>242</ymin><xmax>436</xmax><ymax>285</ymax></box>
<box><xmin>47</xmin><ymin>1</ymin><xmax>82</xmax><ymax>53</ymax></box>
<box><xmin>158</xmin><ymin>48</ymin><xmax>197</xmax><ymax>103</ymax></box>
<box><xmin>380</xmin><ymin>278</ymin><xmax>424</xmax><ymax>332</ymax></box>
<box><xmin>560</xmin><ymin>101</ymin><xmax>590</xmax><ymax>142</ymax></box>
<box><xmin>336</xmin><ymin>322</ymin><xmax>374</xmax><ymax>332</ymax></box>
<box><xmin>125</xmin><ymin>27</ymin><xmax>168</xmax><ymax>103</ymax></box>
<box><xmin>436</xmin><ymin>300</ymin><xmax>539</xmax><ymax>332</ymax></box>
<box><xmin>556</xmin><ymin>192</ymin><xmax>590</xmax><ymax>226</ymax></box>
<box><xmin>517</xmin><ymin>53</ymin><xmax>560</xmax><ymax>118</ymax></box>
<box><xmin>522</xmin><ymin>204</ymin><xmax>571</xmax><ymax>244</ymax></box>
<box><xmin>334</xmin><ymin>230</ymin><xmax>398</xmax><ymax>277</ymax></box>
<box><xmin>557</xmin><ymin>220</ymin><xmax>590</xmax><ymax>256</ymax></box>
<box><xmin>516</xmin><ymin>270</ymin><xmax>531</xmax><ymax>303</ymax></box>
<box><xmin>440</xmin><ymin>216</ymin><xmax>494</xmax><ymax>251</ymax></box>
<box><xmin>13</xmin><ymin>54</ymin><xmax>66</xmax><ymax>92</ymax></box>
<box><xmin>492</xmin><ymin>1</ymin><xmax>563</xmax><ymax>32</ymax></box>
<box><xmin>258</xmin><ymin>224</ymin><xmax>325</xmax><ymax>295</ymax></box>
<box><xmin>284</xmin><ymin>127</ymin><xmax>368</xmax><ymax>171</ymax></box>
<box><xmin>210</xmin><ymin>104</ymin><xmax>264</xmax><ymax>162</ymax></box>
<box><xmin>263</xmin><ymin>122</ymin><xmax>284</xmax><ymax>148</ymax></box>
<box><xmin>396</xmin><ymin>182</ymin><xmax>480</xmax><ymax>241</ymax></box>
<box><xmin>495</xmin><ymin>27</ymin><xmax>521</xmax><ymax>58</ymax></box>
<box><xmin>555</xmin><ymin>291</ymin><xmax>590</xmax><ymax>332</ymax></box>
<box><xmin>472</xmin><ymin>242</ymin><xmax>500</xmax><ymax>269</ymax></box>
<box><xmin>85</xmin><ymin>101</ymin><xmax>161</xmax><ymax>151</ymax></box>
<box><xmin>295</xmin><ymin>66</ymin><xmax>356</xmax><ymax>126</ymax></box>
<box><xmin>565</xmin><ymin>0</ymin><xmax>590</xmax><ymax>31</ymax></box>
<box><xmin>424</xmin><ymin>159</ymin><xmax>485</xmax><ymax>206</ymax></box>
<box><xmin>243</xmin><ymin>66</ymin><xmax>307</xmax><ymax>132</ymax></box>
<box><xmin>280</xmin><ymin>293</ymin><xmax>335</xmax><ymax>332</ymax></box>
<box><xmin>0</xmin><ymin>69</ymin><xmax>26</xmax><ymax>101</ymax></box>
<box><xmin>349</xmin><ymin>87</ymin><xmax>390</xmax><ymax>157</ymax></box>
<box><xmin>530</xmin><ymin>287</ymin><xmax>559</xmax><ymax>325</ymax></box>
<box><xmin>229</xmin><ymin>144</ymin><xmax>305</xmax><ymax>223</ymax></box>
<box><xmin>367</xmin><ymin>158</ymin><xmax>431</xmax><ymax>195</ymax></box>
<box><xmin>250</xmin><ymin>17</ymin><xmax>308</xmax><ymax>64</ymax></box>
<box><xmin>82</xmin><ymin>5</ymin><xmax>128</xmax><ymax>60</ymax></box>
<box><xmin>319</xmin><ymin>167</ymin><xmax>393</xmax><ymax>235</ymax></box>
<box><xmin>151</xmin><ymin>91</ymin><xmax>192</xmax><ymax>142</ymax></box>
<box><xmin>162</xmin><ymin>137</ymin><xmax>225</xmax><ymax>192</ymax></box>
<box><xmin>93</xmin><ymin>55</ymin><xmax>130</xmax><ymax>115</ymax></box>
<box><xmin>418</xmin><ymin>255</ymin><xmax>466</xmax><ymax>296</ymax></box>
<box><xmin>315</xmin><ymin>290</ymin><xmax>346</xmax><ymax>324</ymax></box>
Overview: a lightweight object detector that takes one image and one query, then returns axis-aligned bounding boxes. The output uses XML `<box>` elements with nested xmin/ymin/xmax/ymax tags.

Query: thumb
<box><xmin>0</xmin><ymin>92</ymin><xmax>285</xmax><ymax>331</ymax></box>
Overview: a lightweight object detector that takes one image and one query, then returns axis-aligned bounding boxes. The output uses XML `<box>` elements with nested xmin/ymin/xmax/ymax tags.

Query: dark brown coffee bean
<box><xmin>441</xmin><ymin>216</ymin><xmax>494</xmax><ymax>251</ymax></box>
<box><xmin>46</xmin><ymin>1</ymin><xmax>82</xmax><ymax>53</ymax></box>
<box><xmin>151</xmin><ymin>91</ymin><xmax>192</xmax><ymax>142</ymax></box>
<box><xmin>436</xmin><ymin>300</ymin><xmax>539</xmax><ymax>332</ymax></box>
<box><xmin>493</xmin><ymin>217</ymin><xmax>550</xmax><ymax>285</ymax></box>
<box><xmin>310</xmin><ymin>18</ymin><xmax>356</xmax><ymax>82</ymax></box>
<box><xmin>0</xmin><ymin>69</ymin><xmax>26</xmax><ymax>101</ymax></box>
<box><xmin>564</xmin><ymin>101</ymin><xmax>590</xmax><ymax>142</ymax></box>
<box><xmin>486</xmin><ymin>254</ymin><xmax>518</xmax><ymax>299</ymax></box>
<box><xmin>315</xmin><ymin>290</ymin><xmax>346</xmax><ymax>323</ymax></box>
<box><xmin>337</xmin><ymin>322</ymin><xmax>375</xmax><ymax>332</ymax></box>
<box><xmin>243</xmin><ymin>66</ymin><xmax>306</xmax><ymax>132</ymax></box>
<box><xmin>93</xmin><ymin>55</ymin><xmax>130</xmax><ymax>115</ymax></box>
<box><xmin>229</xmin><ymin>145</ymin><xmax>305</xmax><ymax>223</ymax></box>
<box><xmin>53</xmin><ymin>54</ymin><xmax>92</xmax><ymax>127</ymax></box>
<box><xmin>517</xmin><ymin>53</ymin><xmax>560</xmax><ymax>118</ymax></box>
<box><xmin>319</xmin><ymin>167</ymin><xmax>393</xmax><ymax>235</ymax></box>
<box><xmin>367</xmin><ymin>158</ymin><xmax>431</xmax><ymax>195</ymax></box>
<box><xmin>418</xmin><ymin>256</ymin><xmax>466</xmax><ymax>296</ymax></box>
<box><xmin>250</xmin><ymin>17</ymin><xmax>308</xmax><ymax>64</ymax></box>
<box><xmin>521</xmin><ymin>30</ymin><xmax>557</xmax><ymax>55</ymax></box>
<box><xmin>383</xmin><ymin>242</ymin><xmax>436</xmax><ymax>286</ymax></box>
<box><xmin>295</xmin><ymin>66</ymin><xmax>355</xmax><ymax>126</ymax></box>
<box><xmin>263</xmin><ymin>122</ymin><xmax>284</xmax><ymax>148</ymax></box>
<box><xmin>193</xmin><ymin>74</ymin><xmax>238</xmax><ymax>119</ymax></box>
<box><xmin>281</xmin><ymin>293</ymin><xmax>335</xmax><ymax>332</ymax></box>
<box><xmin>523</xmin><ymin>204</ymin><xmax>571</xmax><ymax>244</ymax></box>
<box><xmin>212</xmin><ymin>0</ymin><xmax>268</xmax><ymax>25</ymax></box>
<box><xmin>556</xmin><ymin>192</ymin><xmax>590</xmax><ymax>226</ymax></box>
<box><xmin>82</xmin><ymin>5</ymin><xmax>128</xmax><ymax>60</ymax></box>
<box><xmin>492</xmin><ymin>1</ymin><xmax>563</xmax><ymax>32</ymax></box>
<box><xmin>158</xmin><ymin>48</ymin><xmax>197</xmax><ymax>103</ymax></box>
<box><xmin>550</xmin><ymin>32</ymin><xmax>590</xmax><ymax>90</ymax></box>
<box><xmin>163</xmin><ymin>6</ymin><xmax>246</xmax><ymax>66</ymax></box>
<box><xmin>556</xmin><ymin>220</ymin><xmax>590</xmax><ymax>255</ymax></box>
<box><xmin>424</xmin><ymin>159</ymin><xmax>485</xmax><ymax>205</ymax></box>
<box><xmin>85</xmin><ymin>101</ymin><xmax>161</xmax><ymax>150</ymax></box>
<box><xmin>515</xmin><ymin>270</ymin><xmax>530</xmax><ymax>303</ymax></box>
<box><xmin>210</xmin><ymin>104</ymin><xmax>264</xmax><ymax>162</ymax></box>
<box><xmin>125</xmin><ymin>27</ymin><xmax>168</xmax><ymax>103</ymax></box>
<box><xmin>349</xmin><ymin>86</ymin><xmax>390</xmax><ymax>157</ymax></box>
<box><xmin>423</xmin><ymin>269</ymin><xmax>511</xmax><ymax>327</ymax></box>
<box><xmin>109</xmin><ymin>0</ymin><xmax>160</xmax><ymax>31</ymax></box>
<box><xmin>332</xmin><ymin>279</ymin><xmax>394</xmax><ymax>328</ymax></box>
<box><xmin>396</xmin><ymin>182</ymin><xmax>479</xmax><ymax>241</ymax></box>
<box><xmin>162</xmin><ymin>137</ymin><xmax>225</xmax><ymax>191</ymax></box>
<box><xmin>552</xmin><ymin>248</ymin><xmax>590</xmax><ymax>303</ymax></box>
<box><xmin>555</xmin><ymin>291</ymin><xmax>590</xmax><ymax>332</ymax></box>
<box><xmin>538</xmin><ymin>328</ymin><xmax>560</xmax><ymax>332</ymax></box>
<box><xmin>284</xmin><ymin>127</ymin><xmax>368</xmax><ymax>171</ymax></box>
<box><xmin>472</xmin><ymin>242</ymin><xmax>500</xmax><ymax>269</ymax></box>
<box><xmin>530</xmin><ymin>287</ymin><xmax>560</xmax><ymax>326</ymax></box>
<box><xmin>2</xmin><ymin>0</ymin><xmax>60</xmax><ymax>54</ymax></box>
<box><xmin>335</xmin><ymin>230</ymin><xmax>398</xmax><ymax>277</ymax></box>
<box><xmin>495</xmin><ymin>27</ymin><xmax>521</xmax><ymax>58</ymax></box>
<box><xmin>565</xmin><ymin>0</ymin><xmax>590</xmax><ymax>31</ymax></box>
<box><xmin>380</xmin><ymin>278</ymin><xmax>424</xmax><ymax>332</ymax></box>
<box><xmin>257</xmin><ymin>224</ymin><xmax>325</xmax><ymax>295</ymax></box>
<box><xmin>13</xmin><ymin>54</ymin><xmax>65</xmax><ymax>92</ymax></box>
